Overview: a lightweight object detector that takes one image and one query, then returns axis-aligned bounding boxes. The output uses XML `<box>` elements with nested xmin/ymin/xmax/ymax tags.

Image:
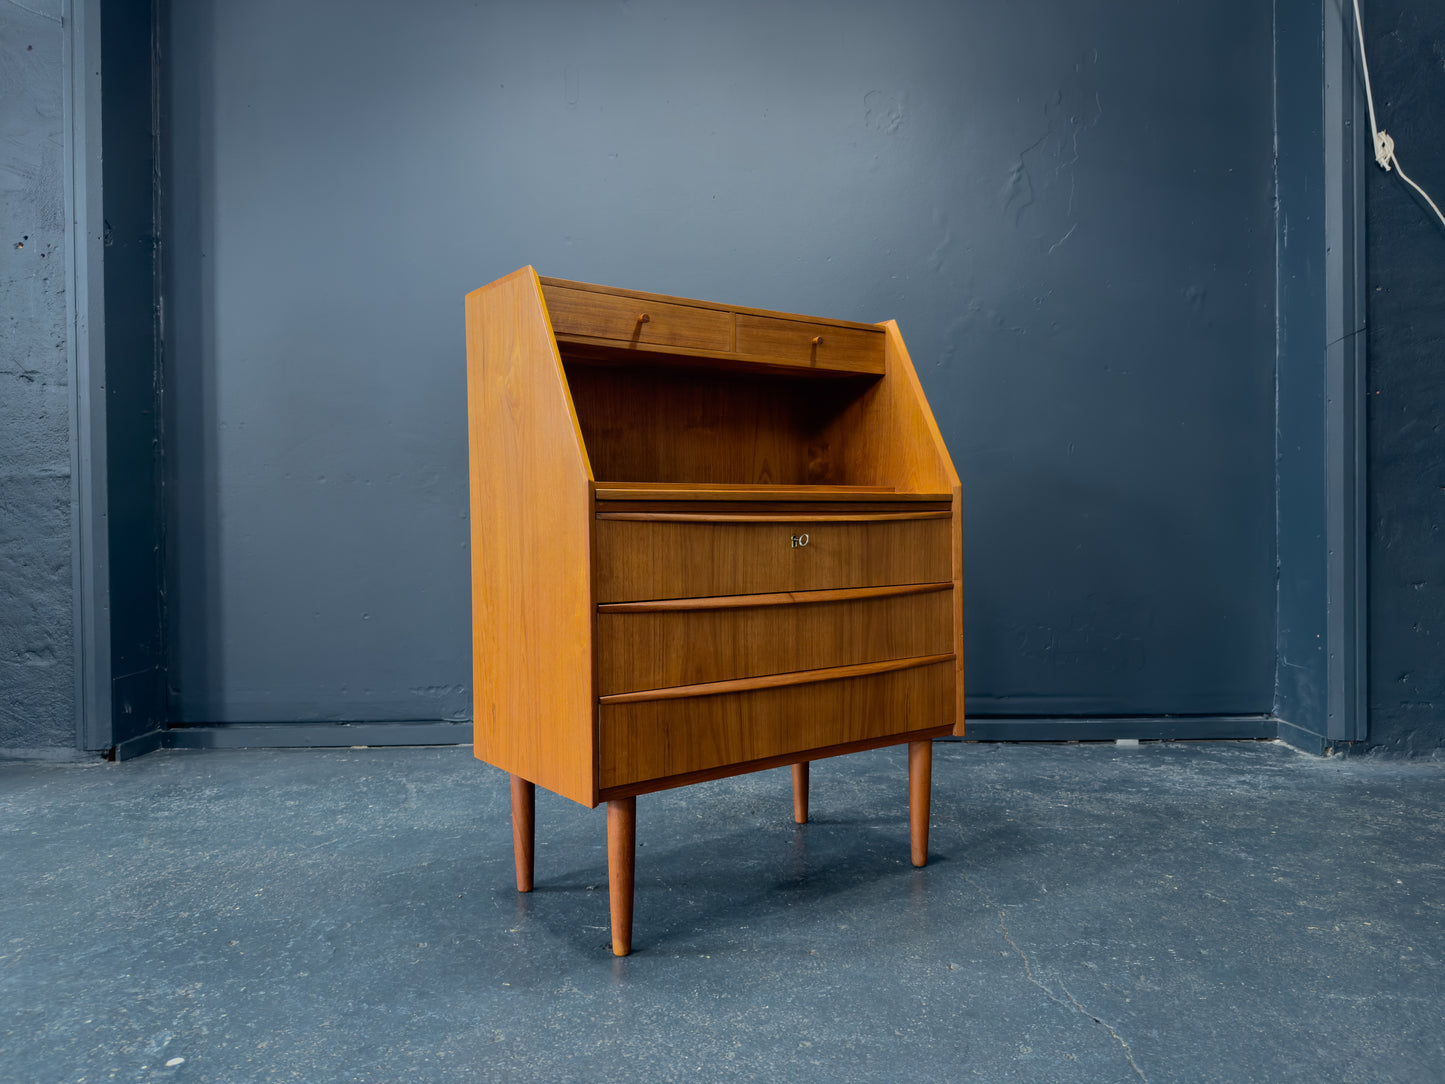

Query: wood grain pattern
<box><xmin>597</xmin><ymin>590</ymin><xmax>954</xmax><ymax>694</ymax></box>
<box><xmin>734</xmin><ymin>313</ymin><xmax>884</xmax><ymax>374</ymax></box>
<box><xmin>879</xmin><ymin>323</ymin><xmax>966</xmax><ymax>740</ymax></box>
<box><xmin>594</xmin><ymin>483</ymin><xmax>945</xmax><ymax>502</ymax></box>
<box><xmin>467</xmin><ymin>269</ymin><xmax>965</xmax><ymax>951</ymax></box>
<box><xmin>597</xmin><ymin>581</ymin><xmax>950</xmax><ymax>613</ymax></box>
<box><xmin>543</xmin><ymin>284</ymin><xmax>734</xmax><ymax>353</ymax></box>
<box><xmin>815</xmin><ymin>320</ymin><xmax>960</xmax><ymax>494</ymax></box>
<box><xmin>598</xmin><ymin>653</ymin><xmax>952</xmax><ymax>705</ymax></box>
<box><xmin>597</xmin><ymin>726</ymin><xmax>952</xmax><ymax>801</ymax></box>
<box><xmin>595</xmin><ymin>515</ymin><xmax>952</xmax><ymax>602</ymax></box>
<box><xmin>465</xmin><ymin>267</ymin><xmax>597</xmax><ymax>805</ymax></box>
<box><xmin>596</xmin><ymin>510</ymin><xmax>950</xmax><ymax>524</ymax></box>
<box><xmin>812</xmin><ymin>320</ymin><xmax>965</xmax><ymax>737</ymax></box>
<box><xmin>909</xmin><ymin>740</ymin><xmax>932</xmax><ymax>867</ymax></box>
<box><xmin>563</xmin><ymin>363</ymin><xmax>864</xmax><ymax>486</ymax></box>
<box><xmin>540</xmin><ymin>276</ymin><xmax>883</xmax><ymax>332</ymax></box>
<box><xmin>599</xmin><ymin>659</ymin><xmax>955</xmax><ymax>788</ymax></box>
<box><xmin>598</xmin><ymin>500</ymin><xmax>952</xmax><ymax>516</ymax></box>
<box><xmin>607</xmin><ymin>797</ymin><xmax>636</xmax><ymax>957</ymax></box>
<box><xmin>511</xmin><ymin>775</ymin><xmax>535</xmax><ymax>892</ymax></box>
<box><xmin>556</xmin><ymin>338</ymin><xmax>881</xmax><ymax>378</ymax></box>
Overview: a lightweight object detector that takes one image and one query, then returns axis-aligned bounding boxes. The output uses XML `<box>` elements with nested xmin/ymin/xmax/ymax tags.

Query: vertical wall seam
<box><xmin>151</xmin><ymin>0</ymin><xmax>170</xmax><ymax>728</ymax></box>
<box><xmin>1271</xmin><ymin>0</ymin><xmax>1284</xmax><ymax>724</ymax></box>
<box><xmin>63</xmin><ymin>0</ymin><xmax>112</xmax><ymax>751</ymax></box>
<box><xmin>62</xmin><ymin>0</ymin><xmax>83</xmax><ymax>748</ymax></box>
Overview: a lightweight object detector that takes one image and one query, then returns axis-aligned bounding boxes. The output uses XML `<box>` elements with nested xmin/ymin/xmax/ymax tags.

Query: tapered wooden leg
<box><xmin>792</xmin><ymin>761</ymin><xmax>810</xmax><ymax>824</ymax></box>
<box><xmin>510</xmin><ymin>775</ymin><xmax>535</xmax><ymax>892</ymax></box>
<box><xmin>909</xmin><ymin>740</ymin><xmax>932</xmax><ymax>867</ymax></box>
<box><xmin>607</xmin><ymin>797</ymin><xmax>637</xmax><ymax>957</ymax></box>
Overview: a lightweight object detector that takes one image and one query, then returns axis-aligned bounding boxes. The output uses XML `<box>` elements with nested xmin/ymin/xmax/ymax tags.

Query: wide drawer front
<box><xmin>599</xmin><ymin>658</ymin><xmax>955</xmax><ymax>788</ymax></box>
<box><xmin>596</xmin><ymin>585</ymin><xmax>953</xmax><ymax>694</ymax></box>
<box><xmin>594</xmin><ymin>513</ymin><xmax>953</xmax><ymax>603</ymax></box>
<box><xmin>543</xmin><ymin>285</ymin><xmax>733</xmax><ymax>352</ymax></box>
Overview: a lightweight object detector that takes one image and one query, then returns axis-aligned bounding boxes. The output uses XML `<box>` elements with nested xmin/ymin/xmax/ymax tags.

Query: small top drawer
<box><xmin>734</xmin><ymin>314</ymin><xmax>883</xmax><ymax>374</ymax></box>
<box><xmin>543</xmin><ymin>285</ymin><xmax>733</xmax><ymax>353</ymax></box>
<box><xmin>595</xmin><ymin>510</ymin><xmax>952</xmax><ymax>602</ymax></box>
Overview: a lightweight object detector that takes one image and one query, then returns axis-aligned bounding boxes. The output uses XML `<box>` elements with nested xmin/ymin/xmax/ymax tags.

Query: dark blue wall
<box><xmin>102</xmin><ymin>0</ymin><xmax>168</xmax><ymax>744</ymax></box>
<box><xmin>0</xmin><ymin>0</ymin><xmax>73</xmax><ymax>752</ymax></box>
<box><xmin>1363</xmin><ymin>0</ymin><xmax>1445</xmax><ymax>755</ymax></box>
<box><xmin>159</xmin><ymin>0</ymin><xmax>1279</xmax><ymax>727</ymax></box>
<box><xmin>1274</xmin><ymin>0</ymin><xmax>1332</xmax><ymax>744</ymax></box>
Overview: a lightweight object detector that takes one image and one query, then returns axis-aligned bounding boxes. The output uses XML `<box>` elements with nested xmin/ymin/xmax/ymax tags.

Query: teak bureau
<box><xmin>465</xmin><ymin>267</ymin><xmax>964</xmax><ymax>955</ymax></box>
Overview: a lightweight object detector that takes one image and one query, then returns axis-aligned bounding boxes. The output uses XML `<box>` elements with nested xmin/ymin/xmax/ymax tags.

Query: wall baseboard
<box><xmin>957</xmin><ymin>715</ymin><xmax>1277</xmax><ymax>743</ymax></box>
<box><xmin>111</xmin><ymin>721</ymin><xmax>472</xmax><ymax>759</ymax></box>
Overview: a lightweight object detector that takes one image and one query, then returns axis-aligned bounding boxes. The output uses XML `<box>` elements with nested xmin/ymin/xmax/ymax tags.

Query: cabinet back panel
<box><xmin>562</xmin><ymin>363</ymin><xmax>868</xmax><ymax>486</ymax></box>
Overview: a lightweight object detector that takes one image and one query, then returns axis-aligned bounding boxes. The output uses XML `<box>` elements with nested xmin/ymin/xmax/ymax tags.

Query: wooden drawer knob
<box><xmin>637</xmin><ymin>313</ymin><xmax>650</xmax><ymax>324</ymax></box>
<box><xmin>811</xmin><ymin>335</ymin><xmax>823</xmax><ymax>345</ymax></box>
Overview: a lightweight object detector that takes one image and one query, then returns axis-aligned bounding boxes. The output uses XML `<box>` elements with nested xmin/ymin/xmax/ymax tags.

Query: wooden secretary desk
<box><xmin>464</xmin><ymin>266</ymin><xmax>963</xmax><ymax>955</ymax></box>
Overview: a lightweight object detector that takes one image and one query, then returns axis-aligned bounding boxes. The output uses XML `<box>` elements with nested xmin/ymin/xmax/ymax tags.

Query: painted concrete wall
<box><xmin>5</xmin><ymin>1</ymin><xmax>1432</xmax><ymax>752</ymax></box>
<box><xmin>0</xmin><ymin>0</ymin><xmax>73</xmax><ymax>751</ymax></box>
<box><xmin>161</xmin><ymin>0</ymin><xmax>1278</xmax><ymax>726</ymax></box>
<box><xmin>1364</xmin><ymin>0</ymin><xmax>1445</xmax><ymax>755</ymax></box>
<box><xmin>1273</xmin><ymin>0</ymin><xmax>1333</xmax><ymax>747</ymax></box>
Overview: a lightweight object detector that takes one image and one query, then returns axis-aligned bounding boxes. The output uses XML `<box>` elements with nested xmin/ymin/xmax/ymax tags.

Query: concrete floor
<box><xmin>2</xmin><ymin>739</ymin><xmax>1443</xmax><ymax>1083</ymax></box>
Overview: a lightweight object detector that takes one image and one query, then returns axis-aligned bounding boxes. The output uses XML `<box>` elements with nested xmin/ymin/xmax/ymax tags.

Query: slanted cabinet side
<box><xmin>465</xmin><ymin>267</ymin><xmax>598</xmax><ymax>806</ymax></box>
<box><xmin>878</xmin><ymin>322</ymin><xmax>966</xmax><ymax>739</ymax></box>
<box><xmin>820</xmin><ymin>322</ymin><xmax>965</xmax><ymax>736</ymax></box>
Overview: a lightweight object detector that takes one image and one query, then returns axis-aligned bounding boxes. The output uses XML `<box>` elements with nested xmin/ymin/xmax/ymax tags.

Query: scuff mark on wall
<box><xmin>863</xmin><ymin>89</ymin><xmax>906</xmax><ymax>134</ymax></box>
<box><xmin>1004</xmin><ymin>49</ymin><xmax>1103</xmax><ymax>255</ymax></box>
<box><xmin>564</xmin><ymin>64</ymin><xmax>580</xmax><ymax>109</ymax></box>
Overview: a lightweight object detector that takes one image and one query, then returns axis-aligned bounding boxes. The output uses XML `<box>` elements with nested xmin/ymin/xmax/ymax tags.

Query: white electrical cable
<box><xmin>1351</xmin><ymin>0</ymin><xmax>1445</xmax><ymax>231</ymax></box>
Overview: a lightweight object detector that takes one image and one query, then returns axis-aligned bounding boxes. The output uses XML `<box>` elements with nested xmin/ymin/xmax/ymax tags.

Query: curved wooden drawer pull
<box><xmin>596</xmin><ymin>510</ymin><xmax>951</xmax><ymax>523</ymax></box>
<box><xmin>598</xmin><ymin>653</ymin><xmax>955</xmax><ymax>705</ymax></box>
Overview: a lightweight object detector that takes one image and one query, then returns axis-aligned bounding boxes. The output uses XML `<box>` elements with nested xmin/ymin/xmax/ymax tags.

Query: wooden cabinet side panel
<box><xmin>819</xmin><ymin>321</ymin><xmax>965</xmax><ymax>734</ymax></box>
<box><xmin>466</xmin><ymin>267</ymin><xmax>597</xmax><ymax>805</ymax></box>
<box><xmin>881</xmin><ymin>324</ymin><xmax>967</xmax><ymax>736</ymax></box>
<box><xmin>951</xmin><ymin>485</ymin><xmax>965</xmax><ymax>736</ymax></box>
<box><xmin>818</xmin><ymin>321</ymin><xmax>960</xmax><ymax>494</ymax></box>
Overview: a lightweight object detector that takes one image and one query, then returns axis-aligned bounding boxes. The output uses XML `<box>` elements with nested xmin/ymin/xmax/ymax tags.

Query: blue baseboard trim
<box><xmin>1274</xmin><ymin>717</ymin><xmax>1363</xmax><ymax>757</ymax></box>
<box><xmin>956</xmin><ymin>715</ymin><xmax>1277</xmax><ymax>743</ymax></box>
<box><xmin>108</xmin><ymin>717</ymin><xmax>1284</xmax><ymax>757</ymax></box>
<box><xmin>112</xmin><ymin>728</ymin><xmax>167</xmax><ymax>761</ymax></box>
<box><xmin>120</xmin><ymin>721</ymin><xmax>472</xmax><ymax>753</ymax></box>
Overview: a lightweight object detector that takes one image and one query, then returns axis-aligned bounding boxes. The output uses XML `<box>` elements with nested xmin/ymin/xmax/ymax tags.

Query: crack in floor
<box><xmin>962</xmin><ymin>867</ymin><xmax>1148</xmax><ymax>1082</ymax></box>
<box><xmin>1057</xmin><ymin>978</ymin><xmax>1148</xmax><ymax>1082</ymax></box>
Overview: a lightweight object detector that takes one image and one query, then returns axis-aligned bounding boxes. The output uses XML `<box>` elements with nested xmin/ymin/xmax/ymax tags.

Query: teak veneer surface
<box><xmin>599</xmin><ymin>658</ymin><xmax>955</xmax><ymax>788</ymax></box>
<box><xmin>542</xmin><ymin>276</ymin><xmax>886</xmax><ymax>377</ymax></box>
<box><xmin>538</xmin><ymin>276</ymin><xmax>883</xmax><ymax>330</ymax></box>
<box><xmin>596</xmin><ymin>726</ymin><xmax>953</xmax><ymax>802</ymax></box>
<box><xmin>596</xmin><ymin>586</ymin><xmax>954</xmax><ymax>694</ymax></box>
<box><xmin>544</xmin><ymin>285</ymin><xmax>735</xmax><ymax>354</ymax></box>
<box><xmin>595</xmin><ymin>516</ymin><xmax>953</xmax><ymax>603</ymax></box>
<box><xmin>465</xmin><ymin>267</ymin><xmax>965</xmax><ymax>954</ymax></box>
<box><xmin>563</xmin><ymin>363</ymin><xmax>864</xmax><ymax>486</ymax></box>
<box><xmin>593</xmin><ymin>482</ymin><xmax>950</xmax><ymax>502</ymax></box>
<box><xmin>466</xmin><ymin>268</ymin><xmax>596</xmax><ymax>806</ymax></box>
<box><xmin>595</xmin><ymin>582</ymin><xmax>951</xmax><ymax>612</ymax></box>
